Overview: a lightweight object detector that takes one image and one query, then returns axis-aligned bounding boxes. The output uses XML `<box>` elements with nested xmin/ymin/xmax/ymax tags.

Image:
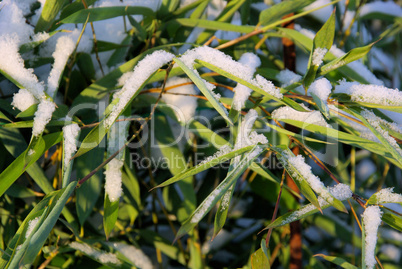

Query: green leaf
<box><xmin>382</xmin><ymin>212</ymin><xmax>402</xmax><ymax>232</ymax></box>
<box><xmin>139</xmin><ymin>229</ymin><xmax>186</xmax><ymax>265</ymax></box>
<box><xmin>0</xmin><ymin>192</ymin><xmax>58</xmax><ymax>267</ymax></box>
<box><xmin>320</xmin><ymin>42</ymin><xmax>376</xmax><ymax>75</ymax></box>
<box><xmin>174</xmin><ymin>57</ymin><xmax>232</xmax><ymax>126</ymax></box>
<box><xmin>277</xmin><ymin>27</ymin><xmax>375</xmax><ymax>84</ymax></box>
<box><xmin>24</xmin><ymin>182</ymin><xmax>77</xmax><ymax>265</ymax></box>
<box><xmin>351</xmin><ymin>109</ymin><xmax>402</xmax><ymax>166</ymax></box>
<box><xmin>213</xmin><ymin>182</ymin><xmax>235</xmax><ymax>237</ymax></box>
<box><xmin>75</xmin><ymin>144</ymin><xmax>104</xmax><ymax>226</ymax></box>
<box><xmin>264</xmin><ymin>198</ymin><xmax>336</xmax><ymax>229</ymax></box>
<box><xmin>167</xmin><ymin>18</ymin><xmax>254</xmax><ymax>33</ymax></box>
<box><xmin>0</xmin><ymin>132</ymin><xmax>62</xmax><ymax>197</ymax></box>
<box><xmin>15</xmin><ymin>104</ymin><xmax>38</xmax><ymax>118</ymax></box>
<box><xmin>275</xmin><ymin>118</ymin><xmax>401</xmax><ymax>168</ymax></box>
<box><xmin>251</xmin><ymin>247</ymin><xmax>270</xmax><ymax>269</ymax></box>
<box><xmin>154</xmin><ymin>145</ymin><xmax>254</xmax><ymax>189</ymax></box>
<box><xmin>60</xmin><ymin>6</ymin><xmax>155</xmax><ymax>24</ymax></box>
<box><xmin>259</xmin><ymin>0</ymin><xmax>314</xmax><ymax>25</ymax></box>
<box><xmin>154</xmin><ymin>114</ymin><xmax>196</xmax><ymax>221</ymax></box>
<box><xmin>0</xmin><ymin>128</ymin><xmax>54</xmax><ymax>195</ymax></box>
<box><xmin>311</xmin><ymin>92</ymin><xmax>330</xmax><ymax>119</ymax></box>
<box><xmin>362</xmin><ymin>216</ymin><xmax>367</xmax><ymax>269</ymax></box>
<box><xmin>35</xmin><ymin>0</ymin><xmax>68</xmax><ymax>32</ymax></box>
<box><xmin>175</xmin><ymin>145</ymin><xmax>265</xmax><ymax>238</ymax></box>
<box><xmin>104</xmin><ymin>194</ymin><xmax>119</xmax><ymax>240</ymax></box>
<box><xmin>304</xmin><ymin>11</ymin><xmax>335</xmax><ymax>88</ymax></box>
<box><xmin>273</xmin><ymin>146</ymin><xmax>321</xmax><ymax>211</ymax></box>
<box><xmin>314</xmin><ymin>254</ymin><xmax>358</xmax><ymax>269</ymax></box>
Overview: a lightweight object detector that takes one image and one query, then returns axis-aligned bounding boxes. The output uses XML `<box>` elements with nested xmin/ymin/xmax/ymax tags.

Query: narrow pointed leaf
<box><xmin>60</xmin><ymin>6</ymin><xmax>155</xmax><ymax>24</ymax></box>
<box><xmin>314</xmin><ymin>254</ymin><xmax>358</xmax><ymax>269</ymax></box>
<box><xmin>320</xmin><ymin>42</ymin><xmax>376</xmax><ymax>75</ymax></box>
<box><xmin>104</xmin><ymin>195</ymin><xmax>119</xmax><ymax>240</ymax></box>
<box><xmin>154</xmin><ymin>145</ymin><xmax>254</xmax><ymax>189</ymax></box>
<box><xmin>174</xmin><ymin>57</ymin><xmax>232</xmax><ymax>125</ymax></box>
<box><xmin>176</xmin><ymin>145</ymin><xmax>265</xmax><ymax>238</ymax></box>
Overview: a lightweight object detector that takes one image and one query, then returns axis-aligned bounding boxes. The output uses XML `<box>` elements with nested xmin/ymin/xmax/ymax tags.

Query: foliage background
<box><xmin>0</xmin><ymin>0</ymin><xmax>401</xmax><ymax>268</ymax></box>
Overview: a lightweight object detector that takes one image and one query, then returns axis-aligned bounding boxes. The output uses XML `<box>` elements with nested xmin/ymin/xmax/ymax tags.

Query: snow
<box><xmin>272</xmin><ymin>106</ymin><xmax>331</xmax><ymax>128</ymax></box>
<box><xmin>107</xmin><ymin>117</ymin><xmax>130</xmax><ymax>160</ymax></box>
<box><xmin>11</xmin><ymin>89</ymin><xmax>38</xmax><ymax>111</ymax></box>
<box><xmin>117</xmin><ymin>71</ymin><xmax>134</xmax><ymax>86</ymax></box>
<box><xmin>104</xmin><ymin>158</ymin><xmax>124</xmax><ymax>202</ymax></box>
<box><xmin>328</xmin><ymin>183</ymin><xmax>353</xmax><ymax>201</ymax></box>
<box><xmin>287</xmin><ymin>154</ymin><xmax>333</xmax><ymax>202</ymax></box>
<box><xmin>361</xmin><ymin>109</ymin><xmax>402</xmax><ymax>156</ymax></box>
<box><xmin>283</xmin><ymin>183</ymin><xmax>352</xmax><ymax>225</ymax></box>
<box><xmin>276</xmin><ymin>69</ymin><xmax>302</xmax><ymax>87</ymax></box>
<box><xmin>329</xmin><ymin>45</ymin><xmax>384</xmax><ymax>86</ymax></box>
<box><xmin>26</xmin><ymin>217</ymin><xmax>40</xmax><ymax>238</ymax></box>
<box><xmin>47</xmin><ymin>36</ymin><xmax>76</xmax><ymax>98</ymax></box>
<box><xmin>200</xmin><ymin>145</ymin><xmax>232</xmax><ymax>165</ymax></box>
<box><xmin>0</xmin><ymin>34</ymin><xmax>45</xmax><ymax>99</ymax></box>
<box><xmin>63</xmin><ymin>124</ymin><xmax>80</xmax><ymax>166</ymax></box>
<box><xmin>308</xmin><ymin>78</ymin><xmax>331</xmax><ymax>101</ymax></box>
<box><xmin>104</xmin><ymin>50</ymin><xmax>175</xmax><ymax>128</ymax></box>
<box><xmin>372</xmin><ymin>188</ymin><xmax>402</xmax><ymax>204</ymax></box>
<box><xmin>0</xmin><ymin>0</ymin><xmax>34</xmax><ymax>44</ymax></box>
<box><xmin>32</xmin><ymin>99</ymin><xmax>56</xmax><ymax>137</ymax></box>
<box><xmin>191</xmin><ymin>186</ymin><xmax>223</xmax><ymax>223</ymax></box>
<box><xmin>253</xmin><ymin>74</ymin><xmax>283</xmax><ymax>99</ymax></box>
<box><xmin>162</xmin><ymin>77</ymin><xmax>198</xmax><ymax>123</ymax></box>
<box><xmin>109</xmin><ymin>242</ymin><xmax>153</xmax><ymax>269</ymax></box>
<box><xmin>360</xmin><ymin>1</ymin><xmax>402</xmax><ymax>18</ymax></box>
<box><xmin>312</xmin><ymin>48</ymin><xmax>327</xmax><ymax>66</ymax></box>
<box><xmin>180</xmin><ymin>46</ymin><xmax>256</xmax><ymax>82</ymax></box>
<box><xmin>335</xmin><ymin>80</ymin><xmax>402</xmax><ymax>106</ymax></box>
<box><xmin>294</xmin><ymin>24</ymin><xmax>383</xmax><ymax>86</ymax></box>
<box><xmin>362</xmin><ymin>206</ymin><xmax>383</xmax><ymax>269</ymax></box>
<box><xmin>232</xmin><ymin>53</ymin><xmax>261</xmax><ymax>111</ymax></box>
<box><xmin>70</xmin><ymin>242</ymin><xmax>121</xmax><ymax>265</ymax></box>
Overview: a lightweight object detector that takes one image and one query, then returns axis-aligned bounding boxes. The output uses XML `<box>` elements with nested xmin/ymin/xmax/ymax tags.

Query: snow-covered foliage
<box><xmin>272</xmin><ymin>106</ymin><xmax>331</xmax><ymax>128</ymax></box>
<box><xmin>362</xmin><ymin>206</ymin><xmax>383</xmax><ymax>269</ymax></box>
<box><xmin>70</xmin><ymin>242</ymin><xmax>121</xmax><ymax>265</ymax></box>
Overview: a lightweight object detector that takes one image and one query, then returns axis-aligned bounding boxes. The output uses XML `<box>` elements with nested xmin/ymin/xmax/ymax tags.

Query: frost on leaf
<box><xmin>362</xmin><ymin>206</ymin><xmax>383</xmax><ymax>269</ymax></box>
<box><xmin>335</xmin><ymin>80</ymin><xmax>402</xmax><ymax>106</ymax></box>
<box><xmin>104</xmin><ymin>50</ymin><xmax>175</xmax><ymax>128</ymax></box>
<box><xmin>312</xmin><ymin>48</ymin><xmax>327</xmax><ymax>66</ymax></box>
<box><xmin>32</xmin><ymin>99</ymin><xmax>56</xmax><ymax>137</ymax></box>
<box><xmin>70</xmin><ymin>242</ymin><xmax>121</xmax><ymax>265</ymax></box>
<box><xmin>63</xmin><ymin>123</ymin><xmax>80</xmax><ymax>166</ymax></box>
<box><xmin>232</xmin><ymin>53</ymin><xmax>261</xmax><ymax>111</ymax></box>
<box><xmin>272</xmin><ymin>106</ymin><xmax>331</xmax><ymax>128</ymax></box>
<box><xmin>11</xmin><ymin>89</ymin><xmax>38</xmax><ymax>111</ymax></box>
<box><xmin>308</xmin><ymin>78</ymin><xmax>332</xmax><ymax>101</ymax></box>
<box><xmin>369</xmin><ymin>188</ymin><xmax>402</xmax><ymax>204</ymax></box>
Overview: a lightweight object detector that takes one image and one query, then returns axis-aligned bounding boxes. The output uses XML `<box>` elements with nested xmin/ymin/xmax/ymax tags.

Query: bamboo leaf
<box><xmin>174</xmin><ymin>57</ymin><xmax>232</xmax><ymax>126</ymax></box>
<box><xmin>259</xmin><ymin>0</ymin><xmax>315</xmax><ymax>25</ymax></box>
<box><xmin>175</xmin><ymin>145</ymin><xmax>265</xmax><ymax>239</ymax></box>
<box><xmin>35</xmin><ymin>0</ymin><xmax>67</xmax><ymax>32</ymax></box>
<box><xmin>104</xmin><ymin>194</ymin><xmax>119</xmax><ymax>240</ymax></box>
<box><xmin>382</xmin><ymin>212</ymin><xmax>402</xmax><ymax>232</ymax></box>
<box><xmin>0</xmin><ymin>132</ymin><xmax>62</xmax><ymax>197</ymax></box>
<box><xmin>314</xmin><ymin>254</ymin><xmax>358</xmax><ymax>269</ymax></box>
<box><xmin>154</xmin><ymin>145</ymin><xmax>254</xmax><ymax>189</ymax></box>
<box><xmin>320</xmin><ymin>42</ymin><xmax>376</xmax><ymax>75</ymax></box>
<box><xmin>60</xmin><ymin>6</ymin><xmax>155</xmax><ymax>24</ymax></box>
<box><xmin>304</xmin><ymin>11</ymin><xmax>335</xmax><ymax>88</ymax></box>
